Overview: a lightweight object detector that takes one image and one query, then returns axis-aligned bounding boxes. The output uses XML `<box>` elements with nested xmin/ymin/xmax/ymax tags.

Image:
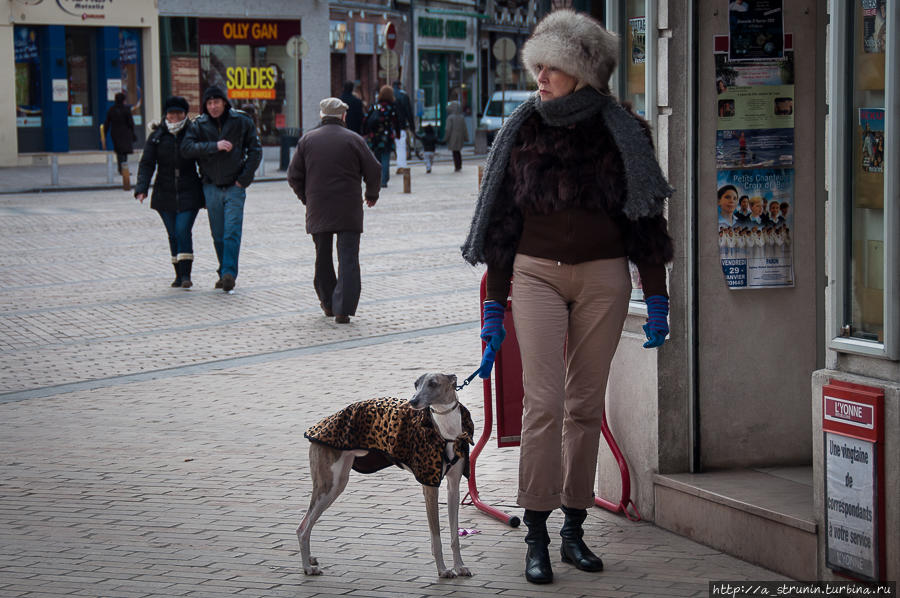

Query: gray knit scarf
<box><xmin>461</xmin><ymin>86</ymin><xmax>674</xmax><ymax>266</ymax></box>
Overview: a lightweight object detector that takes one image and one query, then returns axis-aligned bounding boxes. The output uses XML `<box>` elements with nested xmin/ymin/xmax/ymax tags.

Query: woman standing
<box><xmin>443</xmin><ymin>100</ymin><xmax>468</xmax><ymax>171</ymax></box>
<box><xmin>104</xmin><ymin>92</ymin><xmax>136</xmax><ymax>174</ymax></box>
<box><xmin>461</xmin><ymin>10</ymin><xmax>674</xmax><ymax>585</ymax></box>
<box><xmin>134</xmin><ymin>97</ymin><xmax>204</xmax><ymax>289</ymax></box>
<box><xmin>363</xmin><ymin>85</ymin><xmax>401</xmax><ymax>187</ymax></box>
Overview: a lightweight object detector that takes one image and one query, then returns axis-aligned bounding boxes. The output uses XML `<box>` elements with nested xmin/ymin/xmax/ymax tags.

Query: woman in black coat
<box><xmin>104</xmin><ymin>92</ymin><xmax>135</xmax><ymax>173</ymax></box>
<box><xmin>134</xmin><ymin>97</ymin><xmax>204</xmax><ymax>288</ymax></box>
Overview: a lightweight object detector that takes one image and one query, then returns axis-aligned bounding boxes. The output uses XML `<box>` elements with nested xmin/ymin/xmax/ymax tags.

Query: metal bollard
<box><xmin>121</xmin><ymin>165</ymin><xmax>131</xmax><ymax>191</ymax></box>
<box><xmin>398</xmin><ymin>167</ymin><xmax>411</xmax><ymax>193</ymax></box>
<box><xmin>50</xmin><ymin>154</ymin><xmax>59</xmax><ymax>186</ymax></box>
<box><xmin>107</xmin><ymin>154</ymin><xmax>116</xmax><ymax>184</ymax></box>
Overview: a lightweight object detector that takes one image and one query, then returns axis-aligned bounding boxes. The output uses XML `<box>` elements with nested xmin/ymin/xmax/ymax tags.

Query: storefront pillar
<box><xmin>41</xmin><ymin>25</ymin><xmax>68</xmax><ymax>153</ymax></box>
<box><xmin>0</xmin><ymin>25</ymin><xmax>16</xmax><ymax>164</ymax></box>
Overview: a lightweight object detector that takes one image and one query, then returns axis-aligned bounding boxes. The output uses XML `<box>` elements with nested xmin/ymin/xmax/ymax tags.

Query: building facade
<box><xmin>3</xmin><ymin>0</ymin><xmax>161</xmax><ymax>166</ymax></box>
<box><xmin>157</xmin><ymin>0</ymin><xmax>329</xmax><ymax>145</ymax></box>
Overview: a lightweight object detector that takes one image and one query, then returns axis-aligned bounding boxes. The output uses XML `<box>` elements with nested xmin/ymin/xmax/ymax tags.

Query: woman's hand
<box><xmin>135</xmin><ymin>193</ymin><xmax>147</xmax><ymax>203</ymax></box>
<box><xmin>642</xmin><ymin>295</ymin><xmax>669</xmax><ymax>348</ymax></box>
<box><xmin>479</xmin><ymin>300</ymin><xmax>507</xmax><ymax>378</ymax></box>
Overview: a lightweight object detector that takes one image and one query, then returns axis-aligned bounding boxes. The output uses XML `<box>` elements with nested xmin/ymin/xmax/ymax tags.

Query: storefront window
<box><xmin>14</xmin><ymin>26</ymin><xmax>42</xmax><ymax>128</ymax></box>
<box><xmin>66</xmin><ymin>29</ymin><xmax>94</xmax><ymax>126</ymax></box>
<box><xmin>624</xmin><ymin>0</ymin><xmax>647</xmax><ymax>117</ymax></box>
<box><xmin>845</xmin><ymin>1</ymin><xmax>886</xmax><ymax>343</ymax></box>
<box><xmin>119</xmin><ymin>29</ymin><xmax>143</xmax><ymax>126</ymax></box>
<box><xmin>199</xmin><ymin>19</ymin><xmax>300</xmax><ymax>145</ymax></box>
<box><xmin>830</xmin><ymin>0</ymin><xmax>897</xmax><ymax>357</ymax></box>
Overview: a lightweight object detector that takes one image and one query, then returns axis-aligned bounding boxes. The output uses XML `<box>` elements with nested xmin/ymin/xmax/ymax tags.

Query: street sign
<box><xmin>379</xmin><ymin>50</ymin><xmax>400</xmax><ymax>81</ymax></box>
<box><xmin>496</xmin><ymin>62</ymin><xmax>514</xmax><ymax>83</ymax></box>
<box><xmin>492</xmin><ymin>37</ymin><xmax>516</xmax><ymax>62</ymax></box>
<box><xmin>285</xmin><ymin>35</ymin><xmax>309</xmax><ymax>59</ymax></box>
<box><xmin>384</xmin><ymin>22</ymin><xmax>397</xmax><ymax>50</ymax></box>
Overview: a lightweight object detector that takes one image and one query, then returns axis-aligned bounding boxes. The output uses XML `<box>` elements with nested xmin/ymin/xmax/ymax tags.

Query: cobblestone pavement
<box><xmin>0</xmin><ymin>162</ymin><xmax>786</xmax><ymax>597</ymax></box>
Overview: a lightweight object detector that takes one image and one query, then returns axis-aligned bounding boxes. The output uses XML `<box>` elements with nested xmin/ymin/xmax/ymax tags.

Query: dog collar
<box><xmin>429</xmin><ymin>400</ymin><xmax>459</xmax><ymax>415</ymax></box>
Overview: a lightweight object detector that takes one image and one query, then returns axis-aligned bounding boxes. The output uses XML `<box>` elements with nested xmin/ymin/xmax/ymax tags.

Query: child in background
<box><xmin>415</xmin><ymin>125</ymin><xmax>438</xmax><ymax>173</ymax></box>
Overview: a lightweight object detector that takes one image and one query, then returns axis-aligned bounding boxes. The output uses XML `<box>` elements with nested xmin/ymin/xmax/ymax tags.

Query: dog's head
<box><xmin>408</xmin><ymin>373</ymin><xmax>458</xmax><ymax>411</ymax></box>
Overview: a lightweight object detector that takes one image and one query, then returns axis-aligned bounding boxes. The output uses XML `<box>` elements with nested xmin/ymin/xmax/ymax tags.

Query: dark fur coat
<box><xmin>482</xmin><ymin>110</ymin><xmax>674</xmax><ymax>272</ymax></box>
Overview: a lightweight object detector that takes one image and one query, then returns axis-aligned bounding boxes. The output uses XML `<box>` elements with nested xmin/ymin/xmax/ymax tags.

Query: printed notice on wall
<box><xmin>728</xmin><ymin>0</ymin><xmax>784</xmax><ymax>62</ymax></box>
<box><xmin>716</xmin><ymin>168</ymin><xmax>794</xmax><ymax>289</ymax></box>
<box><xmin>825</xmin><ymin>432</ymin><xmax>878</xmax><ymax>581</ymax></box>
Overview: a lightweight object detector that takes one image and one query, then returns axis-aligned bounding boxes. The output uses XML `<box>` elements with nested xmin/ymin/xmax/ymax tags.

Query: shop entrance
<box><xmin>418</xmin><ymin>50</ymin><xmax>465</xmax><ymax>137</ymax></box>
<box><xmin>66</xmin><ymin>28</ymin><xmax>100</xmax><ymax>151</ymax></box>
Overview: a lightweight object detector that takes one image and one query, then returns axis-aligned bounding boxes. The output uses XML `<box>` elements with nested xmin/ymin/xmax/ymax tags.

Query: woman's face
<box><xmin>536</xmin><ymin>65</ymin><xmax>578</xmax><ymax>101</ymax></box>
<box><xmin>750</xmin><ymin>201</ymin><xmax>763</xmax><ymax>217</ymax></box>
<box><xmin>718</xmin><ymin>189</ymin><xmax>738</xmax><ymax>216</ymax></box>
<box><xmin>166</xmin><ymin>110</ymin><xmax>186</xmax><ymax>123</ymax></box>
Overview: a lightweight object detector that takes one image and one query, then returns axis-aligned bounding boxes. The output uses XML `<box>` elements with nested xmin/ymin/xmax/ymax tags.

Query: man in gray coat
<box><xmin>287</xmin><ymin>98</ymin><xmax>382</xmax><ymax>324</ymax></box>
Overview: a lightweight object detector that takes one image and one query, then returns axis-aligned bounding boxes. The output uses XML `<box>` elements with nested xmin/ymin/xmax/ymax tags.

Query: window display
<box><xmin>14</xmin><ymin>26</ymin><xmax>42</xmax><ymax>128</ymax></box>
<box><xmin>846</xmin><ymin>0</ymin><xmax>887</xmax><ymax>342</ymax></box>
<box><xmin>199</xmin><ymin>19</ymin><xmax>300</xmax><ymax>145</ymax></box>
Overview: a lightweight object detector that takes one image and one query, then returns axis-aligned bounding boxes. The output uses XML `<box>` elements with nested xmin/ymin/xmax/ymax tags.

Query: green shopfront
<box><xmin>414</xmin><ymin>10</ymin><xmax>477</xmax><ymax>137</ymax></box>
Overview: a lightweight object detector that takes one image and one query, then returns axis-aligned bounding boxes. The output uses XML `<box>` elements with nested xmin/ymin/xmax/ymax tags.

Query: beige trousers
<box><xmin>512</xmin><ymin>254</ymin><xmax>631</xmax><ymax>511</ymax></box>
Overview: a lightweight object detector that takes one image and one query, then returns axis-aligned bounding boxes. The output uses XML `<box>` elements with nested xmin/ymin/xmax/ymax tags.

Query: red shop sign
<box><xmin>199</xmin><ymin>19</ymin><xmax>301</xmax><ymax>46</ymax></box>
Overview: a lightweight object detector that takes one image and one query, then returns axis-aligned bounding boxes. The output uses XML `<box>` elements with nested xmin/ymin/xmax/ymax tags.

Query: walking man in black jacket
<box><xmin>182</xmin><ymin>86</ymin><xmax>262</xmax><ymax>293</ymax></box>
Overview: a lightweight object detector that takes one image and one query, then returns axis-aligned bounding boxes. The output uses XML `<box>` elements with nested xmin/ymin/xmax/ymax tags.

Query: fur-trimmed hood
<box><xmin>521</xmin><ymin>9</ymin><xmax>619</xmax><ymax>93</ymax></box>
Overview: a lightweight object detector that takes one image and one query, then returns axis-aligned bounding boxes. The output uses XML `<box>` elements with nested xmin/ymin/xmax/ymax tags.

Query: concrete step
<box><xmin>654</xmin><ymin>467</ymin><xmax>817</xmax><ymax>579</ymax></box>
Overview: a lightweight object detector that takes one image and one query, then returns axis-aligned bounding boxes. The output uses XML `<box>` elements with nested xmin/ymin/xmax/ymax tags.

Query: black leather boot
<box><xmin>523</xmin><ymin>509</ymin><xmax>553</xmax><ymax>584</ymax></box>
<box><xmin>170</xmin><ymin>261</ymin><xmax>182</xmax><ymax>287</ymax></box>
<box><xmin>559</xmin><ymin>505</ymin><xmax>604</xmax><ymax>572</ymax></box>
<box><xmin>180</xmin><ymin>260</ymin><xmax>192</xmax><ymax>289</ymax></box>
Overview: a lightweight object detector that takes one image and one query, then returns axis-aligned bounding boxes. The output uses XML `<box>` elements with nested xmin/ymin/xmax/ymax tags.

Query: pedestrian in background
<box><xmin>414</xmin><ymin>124</ymin><xmax>438</xmax><ymax>173</ymax></box>
<box><xmin>105</xmin><ymin>92</ymin><xmax>136</xmax><ymax>174</ymax></box>
<box><xmin>182</xmin><ymin>86</ymin><xmax>262</xmax><ymax>293</ymax></box>
<box><xmin>340</xmin><ymin>80</ymin><xmax>364</xmax><ymax>135</ymax></box>
<box><xmin>392</xmin><ymin>80</ymin><xmax>415</xmax><ymax>167</ymax></box>
<box><xmin>443</xmin><ymin>100</ymin><xmax>468</xmax><ymax>172</ymax></box>
<box><xmin>461</xmin><ymin>9</ymin><xmax>674</xmax><ymax>585</ymax></box>
<box><xmin>287</xmin><ymin>98</ymin><xmax>381</xmax><ymax>324</ymax></box>
<box><xmin>362</xmin><ymin>85</ymin><xmax>401</xmax><ymax>188</ymax></box>
<box><xmin>134</xmin><ymin>96</ymin><xmax>204</xmax><ymax>289</ymax></box>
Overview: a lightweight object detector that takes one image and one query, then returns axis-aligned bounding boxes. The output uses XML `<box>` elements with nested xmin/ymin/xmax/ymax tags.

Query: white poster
<box><xmin>825</xmin><ymin>432</ymin><xmax>878</xmax><ymax>580</ymax></box>
<box><xmin>107</xmin><ymin>79</ymin><xmax>122</xmax><ymax>102</ymax></box>
<box><xmin>52</xmin><ymin>79</ymin><xmax>68</xmax><ymax>102</ymax></box>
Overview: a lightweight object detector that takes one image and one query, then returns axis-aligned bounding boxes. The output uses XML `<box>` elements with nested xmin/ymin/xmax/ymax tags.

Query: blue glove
<box><xmin>643</xmin><ymin>295</ymin><xmax>669</xmax><ymax>348</ymax></box>
<box><xmin>479</xmin><ymin>300</ymin><xmax>507</xmax><ymax>378</ymax></box>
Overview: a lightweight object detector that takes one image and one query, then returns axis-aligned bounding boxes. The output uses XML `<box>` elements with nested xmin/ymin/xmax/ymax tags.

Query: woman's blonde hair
<box><xmin>377</xmin><ymin>85</ymin><xmax>395</xmax><ymax>103</ymax></box>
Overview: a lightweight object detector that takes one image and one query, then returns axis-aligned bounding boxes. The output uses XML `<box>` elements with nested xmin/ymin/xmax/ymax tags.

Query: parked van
<box><xmin>478</xmin><ymin>90</ymin><xmax>533</xmax><ymax>142</ymax></box>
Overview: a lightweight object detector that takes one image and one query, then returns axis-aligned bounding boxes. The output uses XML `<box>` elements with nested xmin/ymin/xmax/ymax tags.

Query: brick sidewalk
<box><xmin>0</xmin><ymin>163</ymin><xmax>786</xmax><ymax>596</ymax></box>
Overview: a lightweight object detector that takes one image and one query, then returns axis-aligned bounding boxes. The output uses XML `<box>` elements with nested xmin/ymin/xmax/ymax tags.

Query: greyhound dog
<box><xmin>297</xmin><ymin>373</ymin><xmax>474</xmax><ymax>578</ymax></box>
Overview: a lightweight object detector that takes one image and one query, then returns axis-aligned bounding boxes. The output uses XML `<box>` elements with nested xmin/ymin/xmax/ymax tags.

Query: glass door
<box><xmin>66</xmin><ymin>28</ymin><xmax>99</xmax><ymax>150</ymax></box>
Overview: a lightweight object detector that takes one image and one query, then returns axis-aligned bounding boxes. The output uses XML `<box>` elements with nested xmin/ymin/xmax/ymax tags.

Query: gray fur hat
<box><xmin>521</xmin><ymin>9</ymin><xmax>619</xmax><ymax>93</ymax></box>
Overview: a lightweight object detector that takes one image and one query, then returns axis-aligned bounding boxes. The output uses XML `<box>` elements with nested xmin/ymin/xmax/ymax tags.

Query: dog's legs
<box><xmin>423</xmin><ymin>485</ymin><xmax>454</xmax><ymax>578</ymax></box>
<box><xmin>298</xmin><ymin>445</ymin><xmax>360</xmax><ymax>575</ymax></box>
<box><xmin>445</xmin><ymin>461</ymin><xmax>472</xmax><ymax>577</ymax></box>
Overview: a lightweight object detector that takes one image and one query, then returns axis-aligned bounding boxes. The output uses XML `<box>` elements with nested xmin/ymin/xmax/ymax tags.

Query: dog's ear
<box><xmin>414</xmin><ymin>373</ymin><xmax>427</xmax><ymax>390</ymax></box>
<box><xmin>447</xmin><ymin>374</ymin><xmax>457</xmax><ymax>387</ymax></box>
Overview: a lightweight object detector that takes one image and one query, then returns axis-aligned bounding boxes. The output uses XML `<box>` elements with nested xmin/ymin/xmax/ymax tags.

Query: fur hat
<box><xmin>319</xmin><ymin>97</ymin><xmax>348</xmax><ymax>118</ymax></box>
<box><xmin>521</xmin><ymin>9</ymin><xmax>619</xmax><ymax>93</ymax></box>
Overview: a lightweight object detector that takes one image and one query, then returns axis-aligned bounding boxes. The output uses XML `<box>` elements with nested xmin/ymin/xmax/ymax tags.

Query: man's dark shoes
<box><xmin>523</xmin><ymin>509</ymin><xmax>553</xmax><ymax>584</ymax></box>
<box><xmin>321</xmin><ymin>304</ymin><xmax>334</xmax><ymax>317</ymax></box>
<box><xmin>221</xmin><ymin>274</ymin><xmax>235</xmax><ymax>292</ymax></box>
<box><xmin>214</xmin><ymin>278</ymin><xmax>224</xmax><ymax>289</ymax></box>
<box><xmin>334</xmin><ymin>315</ymin><xmax>350</xmax><ymax>324</ymax></box>
<box><xmin>559</xmin><ymin>506</ymin><xmax>604</xmax><ymax>572</ymax></box>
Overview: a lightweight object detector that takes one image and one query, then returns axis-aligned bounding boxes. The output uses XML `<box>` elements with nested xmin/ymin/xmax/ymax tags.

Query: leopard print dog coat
<box><xmin>304</xmin><ymin>397</ymin><xmax>475</xmax><ymax>487</ymax></box>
